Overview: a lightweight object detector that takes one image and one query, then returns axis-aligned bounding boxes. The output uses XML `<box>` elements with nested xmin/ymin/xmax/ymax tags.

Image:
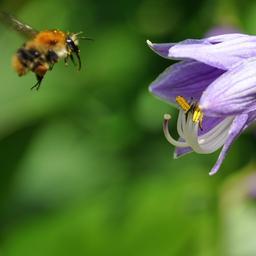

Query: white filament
<box><xmin>163</xmin><ymin>111</ymin><xmax>234</xmax><ymax>154</ymax></box>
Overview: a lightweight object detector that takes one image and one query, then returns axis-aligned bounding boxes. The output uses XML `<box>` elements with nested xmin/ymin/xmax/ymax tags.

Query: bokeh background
<box><xmin>0</xmin><ymin>0</ymin><xmax>255</xmax><ymax>255</ymax></box>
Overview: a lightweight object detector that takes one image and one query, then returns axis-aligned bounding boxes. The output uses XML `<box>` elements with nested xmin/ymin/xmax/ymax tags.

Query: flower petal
<box><xmin>149</xmin><ymin>60</ymin><xmax>224</xmax><ymax>105</ymax></box>
<box><xmin>198</xmin><ymin>116</ymin><xmax>224</xmax><ymax>136</ymax></box>
<box><xmin>205</xmin><ymin>33</ymin><xmax>247</xmax><ymax>44</ymax></box>
<box><xmin>148</xmin><ymin>34</ymin><xmax>256</xmax><ymax>70</ymax></box>
<box><xmin>247</xmin><ymin>111</ymin><xmax>256</xmax><ymax>125</ymax></box>
<box><xmin>200</xmin><ymin>58</ymin><xmax>256</xmax><ymax>117</ymax></box>
<box><xmin>147</xmin><ymin>39</ymin><xmax>206</xmax><ymax>59</ymax></box>
<box><xmin>209</xmin><ymin>114</ymin><xmax>248</xmax><ymax>175</ymax></box>
<box><xmin>147</xmin><ymin>40</ymin><xmax>177</xmax><ymax>58</ymax></box>
<box><xmin>174</xmin><ymin>146</ymin><xmax>192</xmax><ymax>158</ymax></box>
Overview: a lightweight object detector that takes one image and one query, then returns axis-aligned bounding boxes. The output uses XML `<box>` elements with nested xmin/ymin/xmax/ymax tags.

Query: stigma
<box><xmin>163</xmin><ymin>96</ymin><xmax>234</xmax><ymax>154</ymax></box>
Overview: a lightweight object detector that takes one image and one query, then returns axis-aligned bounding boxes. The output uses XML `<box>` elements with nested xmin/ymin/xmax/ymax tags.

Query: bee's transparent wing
<box><xmin>0</xmin><ymin>11</ymin><xmax>38</xmax><ymax>38</ymax></box>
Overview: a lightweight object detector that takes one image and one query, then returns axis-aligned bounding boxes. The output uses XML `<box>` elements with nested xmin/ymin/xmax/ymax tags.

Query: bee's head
<box><xmin>66</xmin><ymin>32</ymin><xmax>93</xmax><ymax>70</ymax></box>
<box><xmin>66</xmin><ymin>34</ymin><xmax>81</xmax><ymax>70</ymax></box>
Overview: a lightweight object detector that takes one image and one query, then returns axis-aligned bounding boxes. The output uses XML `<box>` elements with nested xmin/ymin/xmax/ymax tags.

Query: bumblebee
<box><xmin>0</xmin><ymin>12</ymin><xmax>88</xmax><ymax>90</ymax></box>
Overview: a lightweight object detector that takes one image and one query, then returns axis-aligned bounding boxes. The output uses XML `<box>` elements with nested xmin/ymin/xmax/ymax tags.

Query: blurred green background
<box><xmin>0</xmin><ymin>0</ymin><xmax>255</xmax><ymax>255</ymax></box>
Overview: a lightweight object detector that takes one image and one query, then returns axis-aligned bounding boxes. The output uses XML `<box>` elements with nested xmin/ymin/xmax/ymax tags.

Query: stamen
<box><xmin>168</xmin><ymin>95</ymin><xmax>235</xmax><ymax>155</ymax></box>
<box><xmin>197</xmin><ymin>117</ymin><xmax>233</xmax><ymax>153</ymax></box>
<box><xmin>177</xmin><ymin>111</ymin><xmax>184</xmax><ymax>138</ymax></box>
<box><xmin>175</xmin><ymin>96</ymin><xmax>204</xmax><ymax>130</ymax></box>
<box><xmin>184</xmin><ymin>113</ymin><xmax>206</xmax><ymax>154</ymax></box>
<box><xmin>163</xmin><ymin>114</ymin><xmax>189</xmax><ymax>148</ymax></box>
<box><xmin>176</xmin><ymin>96</ymin><xmax>191</xmax><ymax>112</ymax></box>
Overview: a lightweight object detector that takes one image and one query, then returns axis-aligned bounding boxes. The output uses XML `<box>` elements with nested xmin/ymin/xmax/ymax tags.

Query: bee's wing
<box><xmin>0</xmin><ymin>11</ymin><xmax>38</xmax><ymax>38</ymax></box>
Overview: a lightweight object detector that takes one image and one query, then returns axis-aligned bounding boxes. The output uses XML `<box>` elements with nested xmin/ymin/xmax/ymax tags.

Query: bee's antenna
<box><xmin>74</xmin><ymin>31</ymin><xmax>83</xmax><ymax>36</ymax></box>
<box><xmin>78</xmin><ymin>36</ymin><xmax>94</xmax><ymax>41</ymax></box>
<box><xmin>72</xmin><ymin>31</ymin><xmax>94</xmax><ymax>41</ymax></box>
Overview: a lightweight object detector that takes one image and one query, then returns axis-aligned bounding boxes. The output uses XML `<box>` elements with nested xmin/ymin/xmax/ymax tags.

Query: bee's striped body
<box><xmin>0</xmin><ymin>12</ymin><xmax>82</xmax><ymax>90</ymax></box>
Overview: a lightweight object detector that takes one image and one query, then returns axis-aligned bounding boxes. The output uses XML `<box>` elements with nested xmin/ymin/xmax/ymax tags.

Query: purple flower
<box><xmin>148</xmin><ymin>33</ymin><xmax>256</xmax><ymax>175</ymax></box>
<box><xmin>205</xmin><ymin>26</ymin><xmax>240</xmax><ymax>37</ymax></box>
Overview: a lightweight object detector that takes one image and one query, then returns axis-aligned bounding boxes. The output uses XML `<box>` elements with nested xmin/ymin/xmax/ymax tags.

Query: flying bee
<box><xmin>0</xmin><ymin>11</ymin><xmax>90</xmax><ymax>90</ymax></box>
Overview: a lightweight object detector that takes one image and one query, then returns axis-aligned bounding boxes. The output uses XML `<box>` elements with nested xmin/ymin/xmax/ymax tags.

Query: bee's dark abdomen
<box><xmin>16</xmin><ymin>47</ymin><xmax>41</xmax><ymax>68</ymax></box>
<box><xmin>17</xmin><ymin>48</ymin><xmax>34</xmax><ymax>63</ymax></box>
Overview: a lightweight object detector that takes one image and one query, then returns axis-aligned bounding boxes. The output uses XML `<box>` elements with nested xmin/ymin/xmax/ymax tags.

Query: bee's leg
<box><xmin>74</xmin><ymin>51</ymin><xmax>81</xmax><ymax>71</ymax></box>
<box><xmin>49</xmin><ymin>63</ymin><xmax>55</xmax><ymax>71</ymax></box>
<box><xmin>31</xmin><ymin>75</ymin><xmax>43</xmax><ymax>90</ymax></box>
<box><xmin>31</xmin><ymin>62</ymin><xmax>48</xmax><ymax>90</ymax></box>
<box><xmin>46</xmin><ymin>50</ymin><xmax>58</xmax><ymax>70</ymax></box>
<box><xmin>69</xmin><ymin>54</ymin><xmax>76</xmax><ymax>67</ymax></box>
<box><xmin>64</xmin><ymin>57</ymin><xmax>68</xmax><ymax>66</ymax></box>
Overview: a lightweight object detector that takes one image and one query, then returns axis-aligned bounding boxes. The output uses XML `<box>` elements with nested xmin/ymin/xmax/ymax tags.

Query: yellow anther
<box><xmin>176</xmin><ymin>95</ymin><xmax>204</xmax><ymax>130</ymax></box>
<box><xmin>199</xmin><ymin>112</ymin><xmax>204</xmax><ymax>130</ymax></box>
<box><xmin>176</xmin><ymin>96</ymin><xmax>191</xmax><ymax>113</ymax></box>
<box><xmin>192</xmin><ymin>106</ymin><xmax>201</xmax><ymax>122</ymax></box>
<box><xmin>192</xmin><ymin>105</ymin><xmax>204</xmax><ymax>129</ymax></box>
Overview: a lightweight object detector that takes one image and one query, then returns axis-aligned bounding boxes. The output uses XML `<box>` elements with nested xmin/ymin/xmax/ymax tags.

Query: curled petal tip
<box><xmin>209</xmin><ymin>171</ymin><xmax>217</xmax><ymax>176</ymax></box>
<box><xmin>146</xmin><ymin>39</ymin><xmax>153</xmax><ymax>47</ymax></box>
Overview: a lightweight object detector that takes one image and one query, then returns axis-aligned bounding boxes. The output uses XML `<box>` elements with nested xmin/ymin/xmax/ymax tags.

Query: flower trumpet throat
<box><xmin>176</xmin><ymin>96</ymin><xmax>204</xmax><ymax>130</ymax></box>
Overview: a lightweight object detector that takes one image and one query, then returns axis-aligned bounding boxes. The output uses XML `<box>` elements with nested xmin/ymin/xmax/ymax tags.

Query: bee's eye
<box><xmin>66</xmin><ymin>38</ymin><xmax>73</xmax><ymax>45</ymax></box>
<box><xmin>66</xmin><ymin>37</ymin><xmax>77</xmax><ymax>52</ymax></box>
